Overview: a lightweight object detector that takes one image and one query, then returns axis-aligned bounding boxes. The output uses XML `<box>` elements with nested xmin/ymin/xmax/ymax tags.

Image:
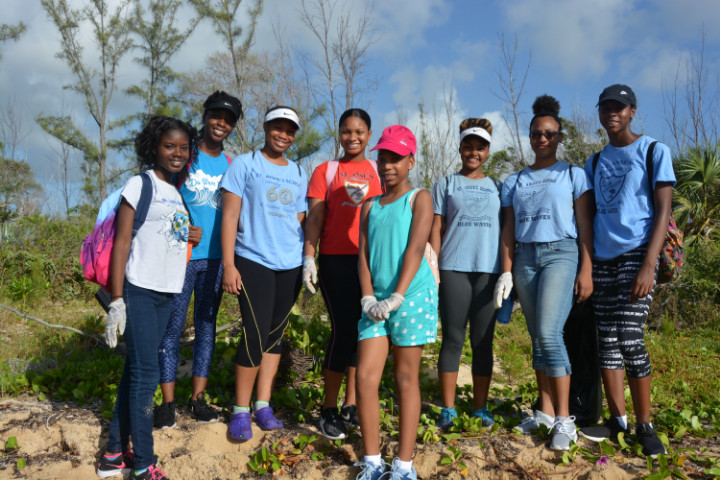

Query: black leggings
<box><xmin>438</xmin><ymin>270</ymin><xmax>498</xmax><ymax>376</ymax></box>
<box><xmin>234</xmin><ymin>256</ymin><xmax>302</xmax><ymax>368</ymax></box>
<box><xmin>318</xmin><ymin>254</ymin><xmax>361</xmax><ymax>372</ymax></box>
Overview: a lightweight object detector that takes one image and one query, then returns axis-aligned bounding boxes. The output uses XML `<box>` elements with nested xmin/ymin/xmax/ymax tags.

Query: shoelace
<box><xmin>354</xmin><ymin>462</ymin><xmax>384</xmax><ymax>480</ymax></box>
<box><xmin>147</xmin><ymin>466</ymin><xmax>167</xmax><ymax>480</ymax></box>
<box><xmin>552</xmin><ymin>416</ymin><xmax>577</xmax><ymax>436</ymax></box>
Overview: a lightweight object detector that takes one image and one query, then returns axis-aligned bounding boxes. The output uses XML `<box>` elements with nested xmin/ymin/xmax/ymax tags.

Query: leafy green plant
<box><xmin>440</xmin><ymin>445</ymin><xmax>468</xmax><ymax>475</ymax></box>
<box><xmin>248</xmin><ymin>443</ymin><xmax>283</xmax><ymax>476</ymax></box>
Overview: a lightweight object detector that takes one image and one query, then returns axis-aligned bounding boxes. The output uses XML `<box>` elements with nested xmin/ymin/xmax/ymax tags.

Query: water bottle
<box><xmin>496</xmin><ymin>289</ymin><xmax>515</xmax><ymax>324</ymax></box>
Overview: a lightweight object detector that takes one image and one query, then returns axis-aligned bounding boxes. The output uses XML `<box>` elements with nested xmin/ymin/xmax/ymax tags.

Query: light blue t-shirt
<box><xmin>179</xmin><ymin>150</ymin><xmax>230</xmax><ymax>260</ymax></box>
<box><xmin>219</xmin><ymin>151</ymin><xmax>307</xmax><ymax>270</ymax></box>
<box><xmin>432</xmin><ymin>173</ymin><xmax>502</xmax><ymax>273</ymax></box>
<box><xmin>501</xmin><ymin>161</ymin><xmax>590</xmax><ymax>243</ymax></box>
<box><xmin>584</xmin><ymin>135</ymin><xmax>676</xmax><ymax>261</ymax></box>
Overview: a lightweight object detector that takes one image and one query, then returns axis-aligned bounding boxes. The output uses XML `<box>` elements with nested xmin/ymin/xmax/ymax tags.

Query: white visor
<box><xmin>265</xmin><ymin>108</ymin><xmax>301</xmax><ymax>129</ymax></box>
<box><xmin>459</xmin><ymin>127</ymin><xmax>491</xmax><ymax>145</ymax></box>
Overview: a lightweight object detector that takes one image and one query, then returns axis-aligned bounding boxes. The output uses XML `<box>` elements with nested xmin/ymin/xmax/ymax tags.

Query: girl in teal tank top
<box><xmin>355</xmin><ymin>125</ymin><xmax>437</xmax><ymax>480</ymax></box>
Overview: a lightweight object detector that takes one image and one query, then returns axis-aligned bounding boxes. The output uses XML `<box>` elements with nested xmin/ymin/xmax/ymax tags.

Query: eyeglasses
<box><xmin>529</xmin><ymin>130</ymin><xmax>561</xmax><ymax>141</ymax></box>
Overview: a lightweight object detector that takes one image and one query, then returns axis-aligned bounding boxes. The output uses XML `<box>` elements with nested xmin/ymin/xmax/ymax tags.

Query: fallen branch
<box><xmin>0</xmin><ymin>303</ymin><xmax>102</xmax><ymax>342</ymax></box>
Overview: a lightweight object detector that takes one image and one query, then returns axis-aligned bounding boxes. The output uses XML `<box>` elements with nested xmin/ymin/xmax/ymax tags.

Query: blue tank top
<box><xmin>368</xmin><ymin>189</ymin><xmax>435</xmax><ymax>299</ymax></box>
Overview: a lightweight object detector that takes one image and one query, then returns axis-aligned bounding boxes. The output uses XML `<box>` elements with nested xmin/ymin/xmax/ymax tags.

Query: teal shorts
<box><xmin>358</xmin><ymin>286</ymin><xmax>438</xmax><ymax>346</ymax></box>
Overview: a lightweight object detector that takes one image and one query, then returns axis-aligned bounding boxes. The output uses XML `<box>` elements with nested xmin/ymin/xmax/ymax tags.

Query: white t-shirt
<box><xmin>122</xmin><ymin>170</ymin><xmax>189</xmax><ymax>293</ymax></box>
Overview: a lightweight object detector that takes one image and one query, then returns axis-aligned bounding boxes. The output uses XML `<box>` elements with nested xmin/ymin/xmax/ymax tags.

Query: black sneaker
<box><xmin>153</xmin><ymin>401</ymin><xmax>176</xmax><ymax>429</ymax></box>
<box><xmin>96</xmin><ymin>451</ymin><xmax>133</xmax><ymax>478</ymax></box>
<box><xmin>188</xmin><ymin>393</ymin><xmax>219</xmax><ymax>423</ymax></box>
<box><xmin>319</xmin><ymin>407</ymin><xmax>348</xmax><ymax>440</ymax></box>
<box><xmin>340</xmin><ymin>404</ymin><xmax>359</xmax><ymax>427</ymax></box>
<box><xmin>636</xmin><ymin>423</ymin><xmax>666</xmax><ymax>457</ymax></box>
<box><xmin>579</xmin><ymin>417</ymin><xmax>629</xmax><ymax>442</ymax></box>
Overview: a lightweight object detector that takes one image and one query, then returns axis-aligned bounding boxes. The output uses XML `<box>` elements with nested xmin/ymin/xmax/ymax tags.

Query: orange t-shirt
<box><xmin>307</xmin><ymin>159</ymin><xmax>383</xmax><ymax>255</ymax></box>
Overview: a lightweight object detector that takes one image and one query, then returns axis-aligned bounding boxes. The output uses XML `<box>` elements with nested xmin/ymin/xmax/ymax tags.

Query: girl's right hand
<box><xmin>222</xmin><ymin>266</ymin><xmax>243</xmax><ymax>294</ymax></box>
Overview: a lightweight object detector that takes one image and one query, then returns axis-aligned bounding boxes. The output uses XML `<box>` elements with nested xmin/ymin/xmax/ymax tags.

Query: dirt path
<box><xmin>0</xmin><ymin>396</ymin><xmax>688</xmax><ymax>480</ymax></box>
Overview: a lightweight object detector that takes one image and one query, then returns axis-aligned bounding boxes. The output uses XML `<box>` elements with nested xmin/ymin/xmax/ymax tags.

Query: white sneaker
<box><xmin>550</xmin><ymin>416</ymin><xmax>578</xmax><ymax>451</ymax></box>
<box><xmin>514</xmin><ymin>410</ymin><xmax>554</xmax><ymax>434</ymax></box>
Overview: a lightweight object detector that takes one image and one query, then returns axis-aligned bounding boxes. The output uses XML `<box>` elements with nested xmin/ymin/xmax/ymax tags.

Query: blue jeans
<box><xmin>106</xmin><ymin>281</ymin><xmax>173</xmax><ymax>469</ymax></box>
<box><xmin>513</xmin><ymin>238</ymin><xmax>578</xmax><ymax>378</ymax></box>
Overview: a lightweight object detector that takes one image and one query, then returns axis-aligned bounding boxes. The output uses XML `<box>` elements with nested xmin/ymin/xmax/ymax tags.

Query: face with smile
<box><xmin>153</xmin><ymin>129</ymin><xmax>190</xmax><ymax>182</ymax></box>
<box><xmin>598</xmin><ymin>100</ymin><xmax>635</xmax><ymax>136</ymax></box>
<box><xmin>340</xmin><ymin>116</ymin><xmax>371</xmax><ymax>157</ymax></box>
<box><xmin>376</xmin><ymin>149</ymin><xmax>414</xmax><ymax>188</ymax></box>
<box><xmin>459</xmin><ymin>136</ymin><xmax>490</xmax><ymax>174</ymax></box>
<box><xmin>529</xmin><ymin>116</ymin><xmax>562</xmax><ymax>161</ymax></box>
<box><xmin>203</xmin><ymin>108</ymin><xmax>237</xmax><ymax>144</ymax></box>
<box><xmin>264</xmin><ymin>118</ymin><xmax>297</xmax><ymax>154</ymax></box>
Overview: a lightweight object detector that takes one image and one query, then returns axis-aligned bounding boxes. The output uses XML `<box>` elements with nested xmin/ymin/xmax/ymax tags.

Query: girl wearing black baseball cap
<box><xmin>578</xmin><ymin>84</ymin><xmax>675</xmax><ymax>457</ymax></box>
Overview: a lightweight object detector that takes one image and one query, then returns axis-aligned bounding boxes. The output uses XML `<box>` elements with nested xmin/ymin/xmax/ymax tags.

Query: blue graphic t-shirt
<box><xmin>432</xmin><ymin>174</ymin><xmax>502</xmax><ymax>273</ymax></box>
<box><xmin>501</xmin><ymin>161</ymin><xmax>590</xmax><ymax>243</ymax></box>
<box><xmin>180</xmin><ymin>150</ymin><xmax>230</xmax><ymax>260</ymax></box>
<box><xmin>584</xmin><ymin>135</ymin><xmax>676</xmax><ymax>261</ymax></box>
<box><xmin>219</xmin><ymin>151</ymin><xmax>308</xmax><ymax>270</ymax></box>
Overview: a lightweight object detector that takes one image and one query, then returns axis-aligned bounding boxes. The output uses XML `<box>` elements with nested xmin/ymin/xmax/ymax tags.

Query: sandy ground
<box><xmin>3</xmin><ymin>393</ymin><xmax>712</xmax><ymax>480</ymax></box>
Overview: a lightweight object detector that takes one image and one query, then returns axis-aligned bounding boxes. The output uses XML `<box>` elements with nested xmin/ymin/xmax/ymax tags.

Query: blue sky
<box><xmin>2</xmin><ymin>0</ymin><xmax>719</xmax><ymax>213</ymax></box>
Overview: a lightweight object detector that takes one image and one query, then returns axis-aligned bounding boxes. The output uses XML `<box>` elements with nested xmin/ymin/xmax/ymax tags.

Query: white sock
<box><xmin>254</xmin><ymin>400</ymin><xmax>269</xmax><ymax>412</ymax></box>
<box><xmin>615</xmin><ymin>415</ymin><xmax>628</xmax><ymax>430</ymax></box>
<box><xmin>393</xmin><ymin>458</ymin><xmax>413</xmax><ymax>472</ymax></box>
<box><xmin>364</xmin><ymin>454</ymin><xmax>382</xmax><ymax>466</ymax></box>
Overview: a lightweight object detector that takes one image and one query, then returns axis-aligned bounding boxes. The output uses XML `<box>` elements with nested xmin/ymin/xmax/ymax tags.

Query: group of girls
<box><xmin>97</xmin><ymin>81</ymin><xmax>673</xmax><ymax>480</ymax></box>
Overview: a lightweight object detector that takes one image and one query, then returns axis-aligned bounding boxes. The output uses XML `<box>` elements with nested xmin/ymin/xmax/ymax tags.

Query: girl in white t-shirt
<box><xmin>97</xmin><ymin>116</ymin><xmax>199</xmax><ymax>480</ymax></box>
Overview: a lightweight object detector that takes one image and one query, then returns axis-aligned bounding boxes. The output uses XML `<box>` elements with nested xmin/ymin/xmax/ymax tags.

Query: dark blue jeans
<box><xmin>106</xmin><ymin>281</ymin><xmax>173</xmax><ymax>470</ymax></box>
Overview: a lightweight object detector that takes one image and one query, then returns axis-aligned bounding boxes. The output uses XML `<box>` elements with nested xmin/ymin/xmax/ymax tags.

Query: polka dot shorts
<box><xmin>358</xmin><ymin>287</ymin><xmax>438</xmax><ymax>346</ymax></box>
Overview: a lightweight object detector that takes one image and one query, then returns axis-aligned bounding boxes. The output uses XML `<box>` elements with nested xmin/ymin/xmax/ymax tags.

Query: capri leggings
<box><xmin>234</xmin><ymin>255</ymin><xmax>302</xmax><ymax>368</ymax></box>
<box><xmin>438</xmin><ymin>270</ymin><xmax>499</xmax><ymax>377</ymax></box>
<box><xmin>159</xmin><ymin>258</ymin><xmax>223</xmax><ymax>383</ymax></box>
<box><xmin>318</xmin><ymin>254</ymin><xmax>361</xmax><ymax>373</ymax></box>
<box><xmin>592</xmin><ymin>244</ymin><xmax>654</xmax><ymax>378</ymax></box>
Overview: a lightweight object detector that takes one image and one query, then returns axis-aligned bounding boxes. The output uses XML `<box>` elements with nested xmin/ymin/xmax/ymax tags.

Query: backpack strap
<box><xmin>132</xmin><ymin>172</ymin><xmax>153</xmax><ymax>238</ymax></box>
<box><xmin>645</xmin><ymin>141</ymin><xmax>658</xmax><ymax>198</ymax></box>
<box><xmin>591</xmin><ymin>151</ymin><xmax>601</xmax><ymax>174</ymax></box>
<box><xmin>225</xmin><ymin>153</ymin><xmax>232</xmax><ymax>164</ymax></box>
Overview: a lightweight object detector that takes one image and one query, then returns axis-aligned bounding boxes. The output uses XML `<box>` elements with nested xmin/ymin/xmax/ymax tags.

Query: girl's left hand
<box><xmin>630</xmin><ymin>263</ymin><xmax>655</xmax><ymax>301</ymax></box>
<box><xmin>188</xmin><ymin>225</ymin><xmax>202</xmax><ymax>244</ymax></box>
<box><xmin>574</xmin><ymin>268</ymin><xmax>593</xmax><ymax>303</ymax></box>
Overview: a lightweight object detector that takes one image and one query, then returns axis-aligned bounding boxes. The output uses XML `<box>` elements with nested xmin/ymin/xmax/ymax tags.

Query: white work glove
<box><xmin>302</xmin><ymin>256</ymin><xmax>318</xmax><ymax>294</ymax></box>
<box><xmin>105</xmin><ymin>298</ymin><xmax>127</xmax><ymax>348</ymax></box>
<box><xmin>493</xmin><ymin>272</ymin><xmax>513</xmax><ymax>309</ymax></box>
<box><xmin>371</xmin><ymin>292</ymin><xmax>405</xmax><ymax>320</ymax></box>
<box><xmin>361</xmin><ymin>295</ymin><xmax>383</xmax><ymax>322</ymax></box>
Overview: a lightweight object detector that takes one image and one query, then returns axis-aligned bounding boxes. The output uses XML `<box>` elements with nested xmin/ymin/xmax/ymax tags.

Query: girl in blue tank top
<box><xmin>355</xmin><ymin>125</ymin><xmax>436</xmax><ymax>480</ymax></box>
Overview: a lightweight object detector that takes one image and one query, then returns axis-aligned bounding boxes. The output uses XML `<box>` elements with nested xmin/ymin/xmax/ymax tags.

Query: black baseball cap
<box><xmin>597</xmin><ymin>84</ymin><xmax>637</xmax><ymax>107</ymax></box>
<box><xmin>204</xmin><ymin>99</ymin><xmax>242</xmax><ymax>121</ymax></box>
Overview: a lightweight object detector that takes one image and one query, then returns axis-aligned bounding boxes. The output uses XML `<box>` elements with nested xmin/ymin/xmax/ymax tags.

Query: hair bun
<box><xmin>532</xmin><ymin>95</ymin><xmax>560</xmax><ymax>116</ymax></box>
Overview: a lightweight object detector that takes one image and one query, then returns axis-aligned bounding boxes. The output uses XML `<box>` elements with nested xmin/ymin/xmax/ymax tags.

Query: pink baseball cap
<box><xmin>371</xmin><ymin>125</ymin><xmax>417</xmax><ymax>156</ymax></box>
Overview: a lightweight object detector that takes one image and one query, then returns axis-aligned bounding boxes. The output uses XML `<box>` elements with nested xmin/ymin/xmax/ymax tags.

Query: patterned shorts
<box><xmin>358</xmin><ymin>286</ymin><xmax>438</xmax><ymax>346</ymax></box>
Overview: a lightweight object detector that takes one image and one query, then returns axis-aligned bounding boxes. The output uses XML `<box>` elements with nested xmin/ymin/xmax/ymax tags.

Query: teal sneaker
<box><xmin>437</xmin><ymin>406</ymin><xmax>457</xmax><ymax>429</ymax></box>
<box><xmin>386</xmin><ymin>458</ymin><xmax>417</xmax><ymax>480</ymax></box>
<box><xmin>472</xmin><ymin>406</ymin><xmax>495</xmax><ymax>427</ymax></box>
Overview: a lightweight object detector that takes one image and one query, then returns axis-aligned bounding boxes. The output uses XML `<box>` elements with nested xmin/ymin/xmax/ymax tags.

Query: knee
<box><xmin>394</xmin><ymin>369</ymin><xmax>418</xmax><ymax>391</ymax></box>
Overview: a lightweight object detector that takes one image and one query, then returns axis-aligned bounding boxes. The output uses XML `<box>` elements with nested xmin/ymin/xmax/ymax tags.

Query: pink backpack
<box><xmin>80</xmin><ymin>173</ymin><xmax>153</xmax><ymax>291</ymax></box>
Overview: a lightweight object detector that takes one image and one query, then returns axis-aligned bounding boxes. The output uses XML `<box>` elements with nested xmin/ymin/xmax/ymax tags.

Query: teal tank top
<box><xmin>368</xmin><ymin>189</ymin><xmax>435</xmax><ymax>299</ymax></box>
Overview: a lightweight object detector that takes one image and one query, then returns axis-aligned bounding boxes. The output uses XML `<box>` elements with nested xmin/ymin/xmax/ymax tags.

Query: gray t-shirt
<box><xmin>432</xmin><ymin>173</ymin><xmax>502</xmax><ymax>273</ymax></box>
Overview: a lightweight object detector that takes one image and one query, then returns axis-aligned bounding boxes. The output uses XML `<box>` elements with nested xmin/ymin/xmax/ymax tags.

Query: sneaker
<box><xmin>437</xmin><ymin>406</ymin><xmax>457</xmax><ymax>430</ymax></box>
<box><xmin>96</xmin><ymin>450</ymin><xmax>133</xmax><ymax>478</ymax></box>
<box><xmin>341</xmin><ymin>404</ymin><xmax>359</xmax><ymax>427</ymax></box>
<box><xmin>579</xmin><ymin>417</ymin><xmax>629</xmax><ymax>443</ymax></box>
<box><xmin>188</xmin><ymin>393</ymin><xmax>219</xmax><ymax>423</ymax></box>
<box><xmin>636</xmin><ymin>423</ymin><xmax>666</xmax><ymax>457</ymax></box>
<box><xmin>319</xmin><ymin>407</ymin><xmax>348</xmax><ymax>440</ymax></box>
<box><xmin>472</xmin><ymin>407</ymin><xmax>495</xmax><ymax>427</ymax></box>
<box><xmin>130</xmin><ymin>464</ymin><xmax>168</xmax><ymax>480</ymax></box>
<box><xmin>153</xmin><ymin>401</ymin><xmax>176</xmax><ymax>429</ymax></box>
<box><xmin>354</xmin><ymin>460</ymin><xmax>387</xmax><ymax>480</ymax></box>
<box><xmin>514</xmin><ymin>409</ymin><xmax>554</xmax><ymax>434</ymax></box>
<box><xmin>550</xmin><ymin>416</ymin><xmax>578</xmax><ymax>451</ymax></box>
<box><xmin>386</xmin><ymin>458</ymin><xmax>417</xmax><ymax>480</ymax></box>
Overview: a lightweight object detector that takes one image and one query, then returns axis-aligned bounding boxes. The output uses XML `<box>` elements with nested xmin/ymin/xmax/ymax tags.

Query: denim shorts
<box><xmin>513</xmin><ymin>238</ymin><xmax>578</xmax><ymax>377</ymax></box>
